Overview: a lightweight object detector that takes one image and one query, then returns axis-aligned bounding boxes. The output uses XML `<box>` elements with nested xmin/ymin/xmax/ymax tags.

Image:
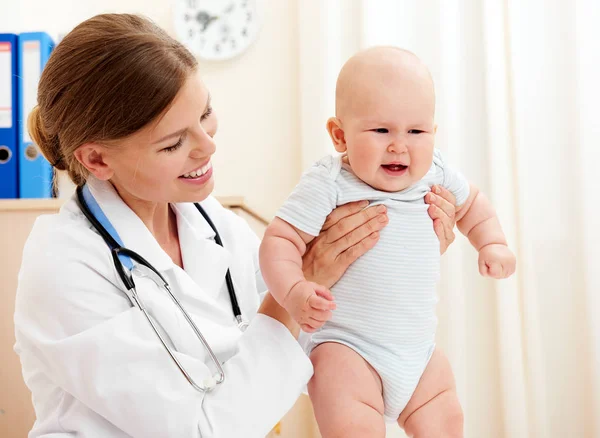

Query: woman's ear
<box><xmin>326</xmin><ymin>117</ymin><xmax>347</xmax><ymax>153</ymax></box>
<box><xmin>74</xmin><ymin>143</ymin><xmax>114</xmax><ymax>181</ymax></box>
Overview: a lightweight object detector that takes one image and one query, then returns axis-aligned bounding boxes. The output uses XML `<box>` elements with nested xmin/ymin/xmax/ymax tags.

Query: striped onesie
<box><xmin>277</xmin><ymin>149</ymin><xmax>470</xmax><ymax>421</ymax></box>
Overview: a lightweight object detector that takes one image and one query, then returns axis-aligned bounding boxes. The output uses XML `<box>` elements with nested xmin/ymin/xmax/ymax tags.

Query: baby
<box><xmin>259</xmin><ymin>47</ymin><xmax>516</xmax><ymax>437</ymax></box>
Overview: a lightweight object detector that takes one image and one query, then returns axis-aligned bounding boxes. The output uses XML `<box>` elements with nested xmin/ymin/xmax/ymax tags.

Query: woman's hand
<box><xmin>302</xmin><ymin>201</ymin><xmax>389</xmax><ymax>289</ymax></box>
<box><xmin>302</xmin><ymin>186</ymin><xmax>458</xmax><ymax>289</ymax></box>
<box><xmin>425</xmin><ymin>185</ymin><xmax>458</xmax><ymax>255</ymax></box>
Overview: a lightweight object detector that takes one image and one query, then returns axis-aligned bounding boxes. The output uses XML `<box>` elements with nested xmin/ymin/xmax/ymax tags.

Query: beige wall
<box><xmin>4</xmin><ymin>0</ymin><xmax>301</xmax><ymax>219</ymax></box>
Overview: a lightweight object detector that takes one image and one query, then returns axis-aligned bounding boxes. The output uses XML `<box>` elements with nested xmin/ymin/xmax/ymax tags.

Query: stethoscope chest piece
<box><xmin>237</xmin><ymin>318</ymin><xmax>249</xmax><ymax>332</ymax></box>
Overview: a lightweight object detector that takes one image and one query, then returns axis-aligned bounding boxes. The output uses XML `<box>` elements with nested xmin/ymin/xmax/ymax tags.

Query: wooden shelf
<box><xmin>0</xmin><ymin>198</ymin><xmax>65</xmax><ymax>212</ymax></box>
<box><xmin>0</xmin><ymin>196</ymin><xmax>267</xmax><ymax>224</ymax></box>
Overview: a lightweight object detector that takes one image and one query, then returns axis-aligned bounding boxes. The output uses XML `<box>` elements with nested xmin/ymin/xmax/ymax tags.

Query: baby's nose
<box><xmin>387</xmin><ymin>140</ymin><xmax>407</xmax><ymax>153</ymax></box>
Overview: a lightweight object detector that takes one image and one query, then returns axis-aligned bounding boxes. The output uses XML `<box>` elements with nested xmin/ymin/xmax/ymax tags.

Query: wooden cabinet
<box><xmin>0</xmin><ymin>198</ymin><xmax>320</xmax><ymax>438</ymax></box>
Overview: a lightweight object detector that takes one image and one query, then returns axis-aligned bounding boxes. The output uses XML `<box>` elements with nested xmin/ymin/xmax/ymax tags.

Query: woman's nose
<box><xmin>189</xmin><ymin>129</ymin><xmax>216</xmax><ymax>159</ymax></box>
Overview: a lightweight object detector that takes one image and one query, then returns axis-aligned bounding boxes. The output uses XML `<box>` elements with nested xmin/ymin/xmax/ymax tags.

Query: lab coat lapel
<box><xmin>86</xmin><ymin>178</ymin><xmax>174</xmax><ymax>272</ymax></box>
<box><xmin>172</xmin><ymin>202</ymin><xmax>231</xmax><ymax>300</ymax></box>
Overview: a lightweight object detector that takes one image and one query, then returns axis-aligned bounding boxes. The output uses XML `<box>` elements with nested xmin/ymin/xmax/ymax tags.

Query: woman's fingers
<box><xmin>332</xmin><ymin>211</ymin><xmax>388</xmax><ymax>252</ymax></box>
<box><xmin>321</xmin><ymin>201</ymin><xmax>369</xmax><ymax>232</ymax></box>
<box><xmin>338</xmin><ymin>229</ymin><xmax>381</xmax><ymax>266</ymax></box>
<box><xmin>433</xmin><ymin>218</ymin><xmax>454</xmax><ymax>255</ymax></box>
<box><xmin>426</xmin><ymin>186</ymin><xmax>458</xmax><ymax>255</ymax></box>
<box><xmin>426</xmin><ymin>187</ymin><xmax>456</xmax><ymax>222</ymax></box>
<box><xmin>323</xmin><ymin>204</ymin><xmax>387</xmax><ymax>243</ymax></box>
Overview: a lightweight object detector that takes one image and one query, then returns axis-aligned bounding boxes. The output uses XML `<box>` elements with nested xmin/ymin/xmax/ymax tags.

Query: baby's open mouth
<box><xmin>382</xmin><ymin>164</ymin><xmax>407</xmax><ymax>172</ymax></box>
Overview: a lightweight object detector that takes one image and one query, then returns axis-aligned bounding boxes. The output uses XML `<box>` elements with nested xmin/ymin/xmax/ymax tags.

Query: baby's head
<box><xmin>327</xmin><ymin>47</ymin><xmax>436</xmax><ymax>192</ymax></box>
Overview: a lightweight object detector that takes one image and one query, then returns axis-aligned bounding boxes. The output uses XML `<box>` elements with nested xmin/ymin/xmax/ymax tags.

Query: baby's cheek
<box><xmin>350</xmin><ymin>148</ymin><xmax>374</xmax><ymax>173</ymax></box>
<box><xmin>411</xmin><ymin>146</ymin><xmax>434</xmax><ymax>177</ymax></box>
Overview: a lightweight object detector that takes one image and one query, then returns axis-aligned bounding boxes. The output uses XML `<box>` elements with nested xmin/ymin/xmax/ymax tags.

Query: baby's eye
<box><xmin>409</xmin><ymin>129</ymin><xmax>425</xmax><ymax>134</ymax></box>
<box><xmin>372</xmin><ymin>128</ymin><xmax>389</xmax><ymax>134</ymax></box>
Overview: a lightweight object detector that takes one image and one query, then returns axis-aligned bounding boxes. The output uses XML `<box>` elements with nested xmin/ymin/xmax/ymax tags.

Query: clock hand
<box><xmin>195</xmin><ymin>11</ymin><xmax>220</xmax><ymax>32</ymax></box>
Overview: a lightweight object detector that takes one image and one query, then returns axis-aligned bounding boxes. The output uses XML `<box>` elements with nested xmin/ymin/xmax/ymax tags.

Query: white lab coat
<box><xmin>13</xmin><ymin>178</ymin><xmax>313</xmax><ymax>438</ymax></box>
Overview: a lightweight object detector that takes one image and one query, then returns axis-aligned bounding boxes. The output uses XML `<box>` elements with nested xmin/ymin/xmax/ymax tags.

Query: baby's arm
<box><xmin>455</xmin><ymin>184</ymin><xmax>516</xmax><ymax>278</ymax></box>
<box><xmin>260</xmin><ymin>218</ymin><xmax>336</xmax><ymax>332</ymax></box>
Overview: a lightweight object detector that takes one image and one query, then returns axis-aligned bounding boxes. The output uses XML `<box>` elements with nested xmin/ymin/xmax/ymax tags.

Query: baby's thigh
<box><xmin>398</xmin><ymin>348</ymin><xmax>463</xmax><ymax>437</ymax></box>
<box><xmin>309</xmin><ymin>342</ymin><xmax>385</xmax><ymax>438</ymax></box>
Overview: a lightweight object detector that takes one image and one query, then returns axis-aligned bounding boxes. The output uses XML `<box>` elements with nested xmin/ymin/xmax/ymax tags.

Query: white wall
<box><xmin>4</xmin><ymin>0</ymin><xmax>301</xmax><ymax>219</ymax></box>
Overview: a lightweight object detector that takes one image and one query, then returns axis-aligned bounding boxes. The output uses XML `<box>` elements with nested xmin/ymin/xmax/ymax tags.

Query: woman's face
<box><xmin>102</xmin><ymin>72</ymin><xmax>218</xmax><ymax>204</ymax></box>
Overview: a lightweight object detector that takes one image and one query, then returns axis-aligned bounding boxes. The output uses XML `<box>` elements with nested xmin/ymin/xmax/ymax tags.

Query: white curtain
<box><xmin>297</xmin><ymin>1</ymin><xmax>600</xmax><ymax>437</ymax></box>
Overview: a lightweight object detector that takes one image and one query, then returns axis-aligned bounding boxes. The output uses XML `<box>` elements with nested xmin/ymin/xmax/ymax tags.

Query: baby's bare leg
<box><xmin>308</xmin><ymin>342</ymin><xmax>386</xmax><ymax>438</ymax></box>
<box><xmin>397</xmin><ymin>348</ymin><xmax>463</xmax><ymax>438</ymax></box>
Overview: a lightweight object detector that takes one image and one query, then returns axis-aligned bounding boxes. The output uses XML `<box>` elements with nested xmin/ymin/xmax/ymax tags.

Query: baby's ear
<box><xmin>326</xmin><ymin>117</ymin><xmax>347</xmax><ymax>152</ymax></box>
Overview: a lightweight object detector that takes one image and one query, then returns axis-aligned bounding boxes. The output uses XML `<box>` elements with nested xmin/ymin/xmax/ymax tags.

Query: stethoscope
<box><xmin>76</xmin><ymin>184</ymin><xmax>248</xmax><ymax>392</ymax></box>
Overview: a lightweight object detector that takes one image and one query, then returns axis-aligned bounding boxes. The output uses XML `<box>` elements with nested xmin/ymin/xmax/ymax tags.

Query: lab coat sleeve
<box><xmin>199</xmin><ymin>314</ymin><xmax>313</xmax><ymax>437</ymax></box>
<box><xmin>14</xmin><ymin>222</ymin><xmax>313</xmax><ymax>438</ymax></box>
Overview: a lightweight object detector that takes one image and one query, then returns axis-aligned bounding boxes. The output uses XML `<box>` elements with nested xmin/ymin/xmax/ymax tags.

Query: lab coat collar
<box><xmin>171</xmin><ymin>202</ymin><xmax>230</xmax><ymax>300</ymax></box>
<box><xmin>86</xmin><ymin>178</ymin><xmax>175</xmax><ymax>272</ymax></box>
<box><xmin>84</xmin><ymin>179</ymin><xmax>231</xmax><ymax>299</ymax></box>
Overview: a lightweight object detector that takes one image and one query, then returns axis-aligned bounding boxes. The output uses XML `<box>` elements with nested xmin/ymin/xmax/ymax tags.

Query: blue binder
<box><xmin>0</xmin><ymin>34</ymin><xmax>18</xmax><ymax>198</ymax></box>
<box><xmin>18</xmin><ymin>32</ymin><xmax>55</xmax><ymax>198</ymax></box>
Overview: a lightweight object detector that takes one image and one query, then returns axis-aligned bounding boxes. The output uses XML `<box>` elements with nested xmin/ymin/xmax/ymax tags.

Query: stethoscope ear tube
<box><xmin>111</xmin><ymin>249</ymin><xmax>135</xmax><ymax>291</ymax></box>
<box><xmin>194</xmin><ymin>204</ymin><xmax>243</xmax><ymax>323</ymax></box>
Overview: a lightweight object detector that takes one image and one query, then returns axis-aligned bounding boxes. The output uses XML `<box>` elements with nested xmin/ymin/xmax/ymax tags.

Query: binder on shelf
<box><xmin>18</xmin><ymin>32</ymin><xmax>55</xmax><ymax>199</ymax></box>
<box><xmin>0</xmin><ymin>34</ymin><xmax>18</xmax><ymax>199</ymax></box>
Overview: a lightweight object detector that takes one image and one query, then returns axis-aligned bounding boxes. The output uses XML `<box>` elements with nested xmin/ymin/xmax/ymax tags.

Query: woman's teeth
<box><xmin>181</xmin><ymin>162</ymin><xmax>212</xmax><ymax>179</ymax></box>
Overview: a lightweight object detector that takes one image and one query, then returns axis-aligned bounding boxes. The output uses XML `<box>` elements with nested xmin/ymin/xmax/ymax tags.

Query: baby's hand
<box><xmin>283</xmin><ymin>281</ymin><xmax>336</xmax><ymax>333</ymax></box>
<box><xmin>478</xmin><ymin>244</ymin><xmax>516</xmax><ymax>279</ymax></box>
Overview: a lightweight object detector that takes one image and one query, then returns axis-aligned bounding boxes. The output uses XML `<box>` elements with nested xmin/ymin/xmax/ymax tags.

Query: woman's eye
<box><xmin>201</xmin><ymin>106</ymin><xmax>213</xmax><ymax>121</ymax></box>
<box><xmin>162</xmin><ymin>138</ymin><xmax>183</xmax><ymax>153</ymax></box>
<box><xmin>409</xmin><ymin>129</ymin><xmax>425</xmax><ymax>134</ymax></box>
<box><xmin>373</xmin><ymin>128</ymin><xmax>389</xmax><ymax>134</ymax></box>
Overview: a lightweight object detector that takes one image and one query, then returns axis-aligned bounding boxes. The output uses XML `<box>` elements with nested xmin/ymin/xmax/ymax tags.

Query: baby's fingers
<box><xmin>309</xmin><ymin>294</ymin><xmax>336</xmax><ymax>311</ymax></box>
<box><xmin>301</xmin><ymin>324</ymin><xmax>317</xmax><ymax>333</ymax></box>
<box><xmin>489</xmin><ymin>263</ymin><xmax>503</xmax><ymax>278</ymax></box>
<box><xmin>479</xmin><ymin>258</ymin><xmax>489</xmax><ymax>277</ymax></box>
<box><xmin>313</xmin><ymin>283</ymin><xmax>334</xmax><ymax>301</ymax></box>
<box><xmin>309</xmin><ymin>309</ymin><xmax>333</xmax><ymax>323</ymax></box>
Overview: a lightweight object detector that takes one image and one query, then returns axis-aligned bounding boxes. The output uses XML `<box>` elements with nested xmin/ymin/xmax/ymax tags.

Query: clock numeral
<box><xmin>187</xmin><ymin>0</ymin><xmax>197</xmax><ymax>8</ymax></box>
<box><xmin>215</xmin><ymin>43</ymin><xmax>221</xmax><ymax>53</ymax></box>
<box><xmin>241</xmin><ymin>27</ymin><xmax>248</xmax><ymax>37</ymax></box>
<box><xmin>231</xmin><ymin>39</ymin><xmax>237</xmax><ymax>49</ymax></box>
<box><xmin>247</xmin><ymin>12</ymin><xmax>253</xmax><ymax>22</ymax></box>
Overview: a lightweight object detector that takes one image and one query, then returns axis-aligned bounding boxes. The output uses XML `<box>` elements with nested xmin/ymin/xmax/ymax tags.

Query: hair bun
<box><xmin>27</xmin><ymin>106</ymin><xmax>65</xmax><ymax>170</ymax></box>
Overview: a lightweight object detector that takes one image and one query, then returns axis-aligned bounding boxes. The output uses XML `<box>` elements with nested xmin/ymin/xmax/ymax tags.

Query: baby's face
<box><xmin>343</xmin><ymin>84</ymin><xmax>435</xmax><ymax>192</ymax></box>
<box><xmin>334</xmin><ymin>54</ymin><xmax>436</xmax><ymax>192</ymax></box>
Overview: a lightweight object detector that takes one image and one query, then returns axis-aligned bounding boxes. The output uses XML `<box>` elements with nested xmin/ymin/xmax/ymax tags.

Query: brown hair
<box><xmin>28</xmin><ymin>13</ymin><xmax>197</xmax><ymax>186</ymax></box>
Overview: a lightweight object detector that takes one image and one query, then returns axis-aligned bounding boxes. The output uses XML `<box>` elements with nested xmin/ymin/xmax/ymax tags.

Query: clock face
<box><xmin>174</xmin><ymin>0</ymin><xmax>261</xmax><ymax>61</ymax></box>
